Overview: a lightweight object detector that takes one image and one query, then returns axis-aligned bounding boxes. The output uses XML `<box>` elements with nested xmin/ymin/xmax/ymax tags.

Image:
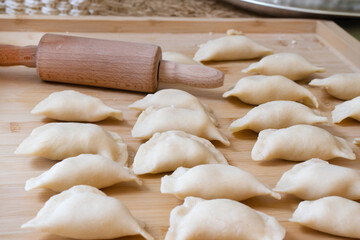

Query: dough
<box><xmin>309</xmin><ymin>73</ymin><xmax>360</xmax><ymax>100</ymax></box>
<box><xmin>354</xmin><ymin>138</ymin><xmax>360</xmax><ymax>145</ymax></box>
<box><xmin>223</xmin><ymin>75</ymin><xmax>319</xmax><ymax>107</ymax></box>
<box><xmin>162</xmin><ymin>52</ymin><xmax>201</xmax><ymax>65</ymax></box>
<box><xmin>161</xmin><ymin>164</ymin><xmax>280</xmax><ymax>200</ymax></box>
<box><xmin>165</xmin><ymin>197</ymin><xmax>285</xmax><ymax>240</ymax></box>
<box><xmin>131</xmin><ymin>106</ymin><xmax>229</xmax><ymax>145</ymax></box>
<box><xmin>274</xmin><ymin>159</ymin><xmax>360</xmax><ymax>200</ymax></box>
<box><xmin>25</xmin><ymin>154</ymin><xmax>141</xmax><ymax>192</ymax></box>
<box><xmin>242</xmin><ymin>53</ymin><xmax>325</xmax><ymax>80</ymax></box>
<box><xmin>290</xmin><ymin>196</ymin><xmax>360</xmax><ymax>239</ymax></box>
<box><xmin>133</xmin><ymin>131</ymin><xmax>227</xmax><ymax>174</ymax></box>
<box><xmin>226</xmin><ymin>29</ymin><xmax>243</xmax><ymax>35</ymax></box>
<box><xmin>15</xmin><ymin>123</ymin><xmax>128</xmax><ymax>163</ymax></box>
<box><xmin>193</xmin><ymin>35</ymin><xmax>273</xmax><ymax>62</ymax></box>
<box><xmin>332</xmin><ymin>96</ymin><xmax>360</xmax><ymax>123</ymax></box>
<box><xmin>21</xmin><ymin>185</ymin><xmax>153</xmax><ymax>240</ymax></box>
<box><xmin>252</xmin><ymin>125</ymin><xmax>355</xmax><ymax>161</ymax></box>
<box><xmin>128</xmin><ymin>89</ymin><xmax>217</xmax><ymax>125</ymax></box>
<box><xmin>31</xmin><ymin>90</ymin><xmax>123</xmax><ymax>122</ymax></box>
<box><xmin>229</xmin><ymin>100</ymin><xmax>327</xmax><ymax>133</ymax></box>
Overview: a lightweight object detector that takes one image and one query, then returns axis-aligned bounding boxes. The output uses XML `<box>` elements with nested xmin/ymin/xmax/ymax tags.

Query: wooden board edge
<box><xmin>0</xmin><ymin>15</ymin><xmax>317</xmax><ymax>33</ymax></box>
<box><xmin>316</xmin><ymin>20</ymin><xmax>360</xmax><ymax>70</ymax></box>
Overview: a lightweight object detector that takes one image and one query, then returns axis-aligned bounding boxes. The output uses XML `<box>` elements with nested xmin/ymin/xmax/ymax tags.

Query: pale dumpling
<box><xmin>128</xmin><ymin>89</ymin><xmax>217</xmax><ymax>125</ymax></box>
<box><xmin>133</xmin><ymin>131</ymin><xmax>228</xmax><ymax>174</ymax></box>
<box><xmin>25</xmin><ymin>154</ymin><xmax>141</xmax><ymax>192</ymax></box>
<box><xmin>290</xmin><ymin>196</ymin><xmax>360</xmax><ymax>239</ymax></box>
<box><xmin>31</xmin><ymin>90</ymin><xmax>123</xmax><ymax>122</ymax></box>
<box><xmin>252</xmin><ymin>125</ymin><xmax>355</xmax><ymax>161</ymax></box>
<box><xmin>22</xmin><ymin>185</ymin><xmax>153</xmax><ymax>240</ymax></box>
<box><xmin>309</xmin><ymin>73</ymin><xmax>360</xmax><ymax>100</ymax></box>
<box><xmin>193</xmin><ymin>35</ymin><xmax>273</xmax><ymax>62</ymax></box>
<box><xmin>165</xmin><ymin>197</ymin><xmax>285</xmax><ymax>240</ymax></box>
<box><xmin>223</xmin><ymin>75</ymin><xmax>319</xmax><ymax>107</ymax></box>
<box><xmin>332</xmin><ymin>96</ymin><xmax>360</xmax><ymax>123</ymax></box>
<box><xmin>274</xmin><ymin>159</ymin><xmax>360</xmax><ymax>200</ymax></box>
<box><xmin>162</xmin><ymin>52</ymin><xmax>201</xmax><ymax>65</ymax></box>
<box><xmin>242</xmin><ymin>53</ymin><xmax>325</xmax><ymax>80</ymax></box>
<box><xmin>131</xmin><ymin>107</ymin><xmax>229</xmax><ymax>145</ymax></box>
<box><xmin>161</xmin><ymin>164</ymin><xmax>280</xmax><ymax>200</ymax></box>
<box><xmin>354</xmin><ymin>138</ymin><xmax>360</xmax><ymax>145</ymax></box>
<box><xmin>229</xmin><ymin>101</ymin><xmax>327</xmax><ymax>133</ymax></box>
<box><xmin>15</xmin><ymin>123</ymin><xmax>128</xmax><ymax>163</ymax></box>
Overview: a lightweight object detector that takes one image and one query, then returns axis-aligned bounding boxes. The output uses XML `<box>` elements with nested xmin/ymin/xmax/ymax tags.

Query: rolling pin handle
<box><xmin>158</xmin><ymin>60</ymin><xmax>224</xmax><ymax>88</ymax></box>
<box><xmin>0</xmin><ymin>44</ymin><xmax>37</xmax><ymax>68</ymax></box>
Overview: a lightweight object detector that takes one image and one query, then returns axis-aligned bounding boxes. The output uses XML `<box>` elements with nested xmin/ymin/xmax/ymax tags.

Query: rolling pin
<box><xmin>0</xmin><ymin>34</ymin><xmax>224</xmax><ymax>92</ymax></box>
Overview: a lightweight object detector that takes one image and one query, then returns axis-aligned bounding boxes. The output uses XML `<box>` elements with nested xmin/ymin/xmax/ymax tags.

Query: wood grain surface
<box><xmin>0</xmin><ymin>17</ymin><xmax>360</xmax><ymax>240</ymax></box>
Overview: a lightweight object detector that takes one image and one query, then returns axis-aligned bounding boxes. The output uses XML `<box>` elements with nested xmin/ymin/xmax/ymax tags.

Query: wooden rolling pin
<box><xmin>0</xmin><ymin>34</ymin><xmax>224</xmax><ymax>92</ymax></box>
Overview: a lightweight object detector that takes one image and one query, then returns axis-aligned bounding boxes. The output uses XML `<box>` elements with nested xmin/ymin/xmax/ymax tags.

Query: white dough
<box><xmin>162</xmin><ymin>52</ymin><xmax>201</xmax><ymax>65</ymax></box>
<box><xmin>131</xmin><ymin>107</ymin><xmax>229</xmax><ymax>145</ymax></box>
<box><xmin>242</xmin><ymin>53</ymin><xmax>325</xmax><ymax>80</ymax></box>
<box><xmin>309</xmin><ymin>73</ymin><xmax>360</xmax><ymax>100</ymax></box>
<box><xmin>274</xmin><ymin>159</ymin><xmax>360</xmax><ymax>200</ymax></box>
<box><xmin>133</xmin><ymin>131</ymin><xmax>227</xmax><ymax>174</ymax></box>
<box><xmin>165</xmin><ymin>197</ymin><xmax>285</xmax><ymax>240</ymax></box>
<box><xmin>290</xmin><ymin>196</ymin><xmax>360</xmax><ymax>239</ymax></box>
<box><xmin>128</xmin><ymin>89</ymin><xmax>217</xmax><ymax>125</ymax></box>
<box><xmin>332</xmin><ymin>96</ymin><xmax>360</xmax><ymax>123</ymax></box>
<box><xmin>193</xmin><ymin>35</ymin><xmax>273</xmax><ymax>62</ymax></box>
<box><xmin>31</xmin><ymin>90</ymin><xmax>123</xmax><ymax>122</ymax></box>
<box><xmin>223</xmin><ymin>75</ymin><xmax>319</xmax><ymax>107</ymax></box>
<box><xmin>252</xmin><ymin>125</ymin><xmax>355</xmax><ymax>161</ymax></box>
<box><xmin>25</xmin><ymin>154</ymin><xmax>141</xmax><ymax>192</ymax></box>
<box><xmin>15</xmin><ymin>123</ymin><xmax>128</xmax><ymax>163</ymax></box>
<box><xmin>22</xmin><ymin>185</ymin><xmax>153</xmax><ymax>240</ymax></box>
<box><xmin>161</xmin><ymin>164</ymin><xmax>280</xmax><ymax>200</ymax></box>
<box><xmin>229</xmin><ymin>101</ymin><xmax>327</xmax><ymax>133</ymax></box>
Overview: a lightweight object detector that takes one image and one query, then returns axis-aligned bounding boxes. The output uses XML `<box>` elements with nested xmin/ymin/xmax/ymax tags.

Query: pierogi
<box><xmin>15</xmin><ymin>123</ymin><xmax>128</xmax><ymax>163</ymax></box>
<box><xmin>229</xmin><ymin>101</ymin><xmax>327</xmax><ymax>133</ymax></box>
<box><xmin>223</xmin><ymin>75</ymin><xmax>319</xmax><ymax>107</ymax></box>
<box><xmin>242</xmin><ymin>53</ymin><xmax>325</xmax><ymax>80</ymax></box>
<box><xmin>22</xmin><ymin>185</ymin><xmax>153</xmax><ymax>239</ymax></box>
<box><xmin>31</xmin><ymin>90</ymin><xmax>123</xmax><ymax>122</ymax></box>
<box><xmin>133</xmin><ymin>131</ymin><xmax>228</xmax><ymax>174</ymax></box>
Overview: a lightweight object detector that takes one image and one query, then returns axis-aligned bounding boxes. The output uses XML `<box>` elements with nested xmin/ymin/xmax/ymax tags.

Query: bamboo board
<box><xmin>1</xmin><ymin>16</ymin><xmax>360</xmax><ymax>240</ymax></box>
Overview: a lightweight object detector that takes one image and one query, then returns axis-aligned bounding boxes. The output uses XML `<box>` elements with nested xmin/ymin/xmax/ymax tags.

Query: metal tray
<box><xmin>223</xmin><ymin>0</ymin><xmax>360</xmax><ymax>18</ymax></box>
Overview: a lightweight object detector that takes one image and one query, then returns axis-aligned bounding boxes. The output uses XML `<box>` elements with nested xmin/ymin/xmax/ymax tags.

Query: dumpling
<box><xmin>25</xmin><ymin>154</ymin><xmax>141</xmax><ymax>192</ymax></box>
<box><xmin>131</xmin><ymin>107</ymin><xmax>229</xmax><ymax>145</ymax></box>
<box><xmin>165</xmin><ymin>197</ymin><xmax>285</xmax><ymax>240</ymax></box>
<box><xmin>15</xmin><ymin>123</ymin><xmax>128</xmax><ymax>163</ymax></box>
<box><xmin>252</xmin><ymin>125</ymin><xmax>355</xmax><ymax>161</ymax></box>
<box><xmin>193</xmin><ymin>35</ymin><xmax>273</xmax><ymax>62</ymax></box>
<box><xmin>162</xmin><ymin>52</ymin><xmax>201</xmax><ymax>65</ymax></box>
<box><xmin>161</xmin><ymin>164</ymin><xmax>280</xmax><ymax>200</ymax></box>
<box><xmin>22</xmin><ymin>185</ymin><xmax>153</xmax><ymax>240</ymax></box>
<box><xmin>274</xmin><ymin>159</ymin><xmax>360</xmax><ymax>200</ymax></box>
<box><xmin>242</xmin><ymin>53</ymin><xmax>325</xmax><ymax>80</ymax></box>
<box><xmin>229</xmin><ymin>101</ymin><xmax>327</xmax><ymax>133</ymax></box>
<box><xmin>128</xmin><ymin>89</ymin><xmax>217</xmax><ymax>125</ymax></box>
<box><xmin>133</xmin><ymin>131</ymin><xmax>228</xmax><ymax>174</ymax></box>
<box><xmin>309</xmin><ymin>73</ymin><xmax>360</xmax><ymax>100</ymax></box>
<box><xmin>31</xmin><ymin>90</ymin><xmax>123</xmax><ymax>122</ymax></box>
<box><xmin>354</xmin><ymin>138</ymin><xmax>360</xmax><ymax>145</ymax></box>
<box><xmin>223</xmin><ymin>75</ymin><xmax>319</xmax><ymax>107</ymax></box>
<box><xmin>332</xmin><ymin>96</ymin><xmax>360</xmax><ymax>123</ymax></box>
<box><xmin>290</xmin><ymin>196</ymin><xmax>360</xmax><ymax>239</ymax></box>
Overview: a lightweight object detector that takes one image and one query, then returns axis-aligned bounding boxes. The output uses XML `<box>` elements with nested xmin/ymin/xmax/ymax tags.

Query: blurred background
<box><xmin>0</xmin><ymin>0</ymin><xmax>359</xmax><ymax>39</ymax></box>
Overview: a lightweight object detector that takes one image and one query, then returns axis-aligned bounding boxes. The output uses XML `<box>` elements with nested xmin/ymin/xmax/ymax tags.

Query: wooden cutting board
<box><xmin>1</xmin><ymin>16</ymin><xmax>360</xmax><ymax>240</ymax></box>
